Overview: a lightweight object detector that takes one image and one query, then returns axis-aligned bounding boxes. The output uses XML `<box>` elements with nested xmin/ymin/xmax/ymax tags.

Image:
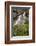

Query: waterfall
<box><xmin>14</xmin><ymin>12</ymin><xmax>26</xmax><ymax>25</ymax></box>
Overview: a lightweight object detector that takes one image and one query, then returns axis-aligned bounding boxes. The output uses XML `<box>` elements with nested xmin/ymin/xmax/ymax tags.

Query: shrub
<box><xmin>13</xmin><ymin>23</ymin><xmax>29</xmax><ymax>36</ymax></box>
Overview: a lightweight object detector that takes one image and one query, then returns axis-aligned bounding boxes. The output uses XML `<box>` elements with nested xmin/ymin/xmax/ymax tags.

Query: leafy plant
<box><xmin>13</xmin><ymin>23</ymin><xmax>29</xmax><ymax>36</ymax></box>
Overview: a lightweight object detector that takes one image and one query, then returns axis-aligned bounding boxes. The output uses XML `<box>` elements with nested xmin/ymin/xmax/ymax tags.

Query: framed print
<box><xmin>5</xmin><ymin>1</ymin><xmax>35</xmax><ymax>44</ymax></box>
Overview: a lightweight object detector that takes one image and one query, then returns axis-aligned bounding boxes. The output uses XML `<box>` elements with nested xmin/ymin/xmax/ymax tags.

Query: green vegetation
<box><xmin>13</xmin><ymin>23</ymin><xmax>29</xmax><ymax>36</ymax></box>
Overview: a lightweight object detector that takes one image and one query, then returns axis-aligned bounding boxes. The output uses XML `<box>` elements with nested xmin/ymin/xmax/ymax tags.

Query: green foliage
<box><xmin>13</xmin><ymin>23</ymin><xmax>29</xmax><ymax>36</ymax></box>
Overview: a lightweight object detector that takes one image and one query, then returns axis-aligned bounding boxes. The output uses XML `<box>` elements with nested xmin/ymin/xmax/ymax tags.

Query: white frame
<box><xmin>10</xmin><ymin>5</ymin><xmax>32</xmax><ymax>40</ymax></box>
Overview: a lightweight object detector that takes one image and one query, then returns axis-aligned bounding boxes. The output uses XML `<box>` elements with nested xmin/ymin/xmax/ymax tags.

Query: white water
<box><xmin>14</xmin><ymin>12</ymin><xmax>26</xmax><ymax>25</ymax></box>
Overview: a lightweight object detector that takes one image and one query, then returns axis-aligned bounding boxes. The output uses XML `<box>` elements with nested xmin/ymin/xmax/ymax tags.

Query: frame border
<box><xmin>5</xmin><ymin>1</ymin><xmax>35</xmax><ymax>44</ymax></box>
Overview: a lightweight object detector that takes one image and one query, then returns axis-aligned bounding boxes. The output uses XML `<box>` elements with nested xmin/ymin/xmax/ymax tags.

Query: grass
<box><xmin>12</xmin><ymin>23</ymin><xmax>29</xmax><ymax>36</ymax></box>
